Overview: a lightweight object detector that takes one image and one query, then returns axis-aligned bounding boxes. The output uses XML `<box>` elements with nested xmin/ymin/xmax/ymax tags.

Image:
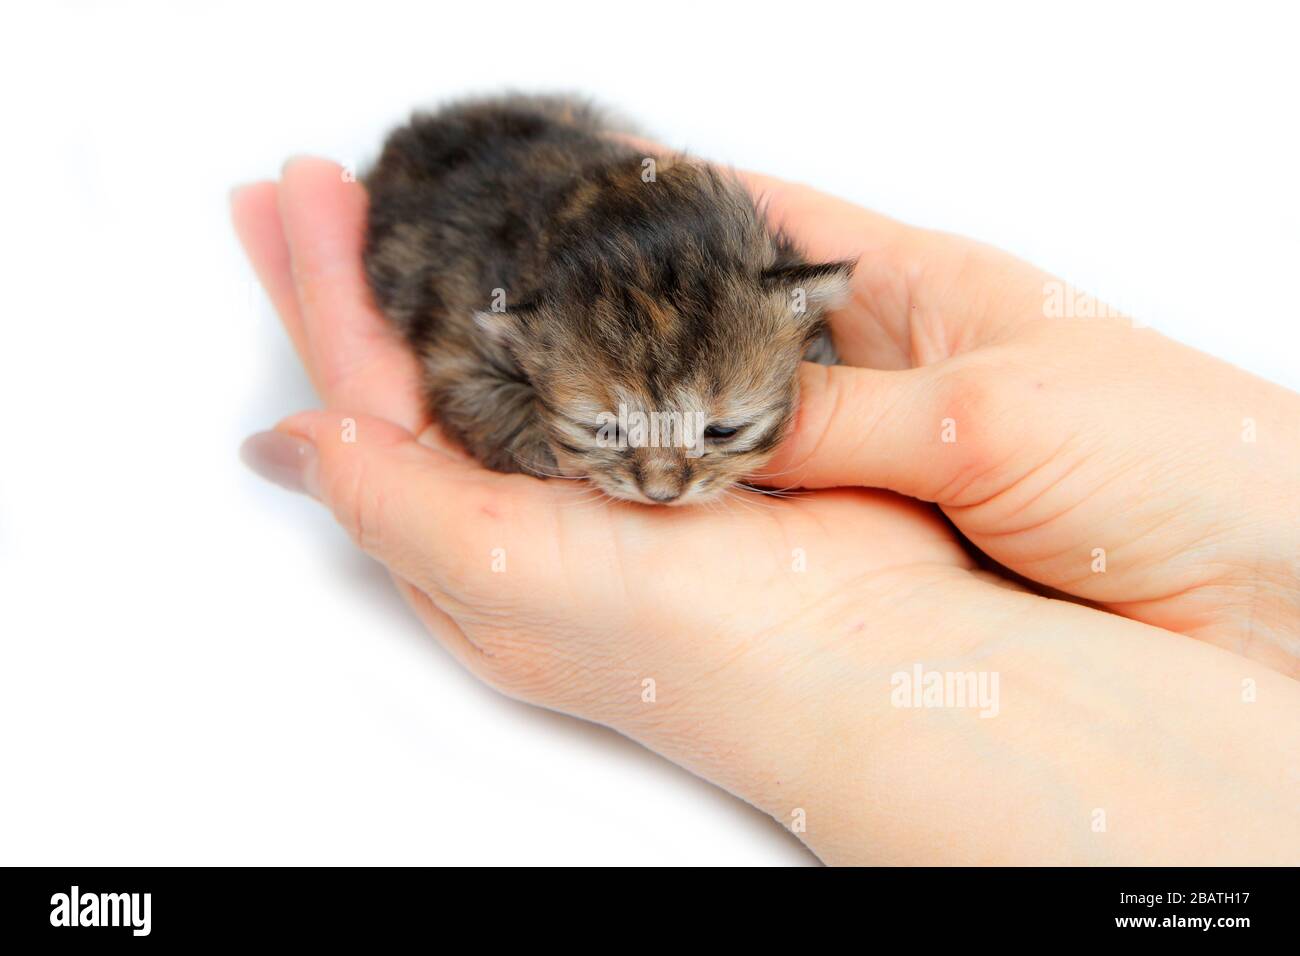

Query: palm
<box><xmin>371</xmin><ymin>380</ymin><xmax>968</xmax><ymax>657</ymax></box>
<box><xmin>380</xmin><ymin>453</ymin><xmax>967</xmax><ymax>716</ymax></box>
<box><xmin>459</xmin><ymin>470</ymin><xmax>965</xmax><ymax>605</ymax></box>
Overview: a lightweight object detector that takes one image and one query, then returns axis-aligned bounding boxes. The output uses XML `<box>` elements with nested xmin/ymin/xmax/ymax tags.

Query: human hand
<box><xmin>742</xmin><ymin>174</ymin><xmax>1300</xmax><ymax>675</ymax></box>
<box><xmin>233</xmin><ymin>159</ymin><xmax>1300</xmax><ymax>864</ymax></box>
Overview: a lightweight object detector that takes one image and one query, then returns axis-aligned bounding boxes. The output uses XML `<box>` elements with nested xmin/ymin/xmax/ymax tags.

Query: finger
<box><xmin>763</xmin><ymin>360</ymin><xmax>1005</xmax><ymax>503</ymax></box>
<box><xmin>415</xmin><ymin>421</ymin><xmax>474</xmax><ymax>461</ymax></box>
<box><xmin>243</xmin><ymin>411</ymin><xmax>510</xmax><ymax>680</ymax></box>
<box><xmin>277</xmin><ymin>157</ymin><xmax>426</xmax><ymax>430</ymax></box>
<box><xmin>254</xmin><ymin>410</ymin><xmax>548</xmax><ymax>604</ymax></box>
<box><xmin>230</xmin><ymin>181</ymin><xmax>318</xmax><ymax>389</ymax></box>
<box><xmin>617</xmin><ymin>134</ymin><xmax>1053</xmax><ymax>368</ymax></box>
<box><xmin>742</xmin><ymin>174</ymin><xmax>1058</xmax><ymax>369</ymax></box>
<box><xmin>746</xmin><ymin>175</ymin><xmax>932</xmax><ymax>369</ymax></box>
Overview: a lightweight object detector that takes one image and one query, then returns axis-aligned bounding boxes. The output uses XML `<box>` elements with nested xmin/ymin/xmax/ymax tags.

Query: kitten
<box><xmin>363</xmin><ymin>94</ymin><xmax>852</xmax><ymax>505</ymax></box>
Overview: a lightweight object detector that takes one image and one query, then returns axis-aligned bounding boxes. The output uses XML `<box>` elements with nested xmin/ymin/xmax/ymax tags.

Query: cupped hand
<box><xmin>232</xmin><ymin>159</ymin><xmax>969</xmax><ymax>858</ymax></box>
<box><xmin>231</xmin><ymin>156</ymin><xmax>969</xmax><ymax>684</ymax></box>
<box><xmin>741</xmin><ymin>173</ymin><xmax>1300</xmax><ymax>675</ymax></box>
<box><xmin>233</xmin><ymin>159</ymin><xmax>1300</xmax><ymax>864</ymax></box>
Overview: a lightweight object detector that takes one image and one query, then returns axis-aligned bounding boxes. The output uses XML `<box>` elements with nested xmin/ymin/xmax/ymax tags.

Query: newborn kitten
<box><xmin>363</xmin><ymin>95</ymin><xmax>852</xmax><ymax>505</ymax></box>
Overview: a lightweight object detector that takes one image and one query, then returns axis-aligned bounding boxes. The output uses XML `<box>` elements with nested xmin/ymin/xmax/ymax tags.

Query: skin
<box><xmin>233</xmin><ymin>157</ymin><xmax>1300</xmax><ymax>864</ymax></box>
<box><xmin>745</xmin><ymin>172</ymin><xmax>1300</xmax><ymax>676</ymax></box>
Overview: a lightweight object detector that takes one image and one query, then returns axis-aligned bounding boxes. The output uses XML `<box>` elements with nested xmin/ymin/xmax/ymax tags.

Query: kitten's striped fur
<box><xmin>364</xmin><ymin>95</ymin><xmax>852</xmax><ymax>504</ymax></box>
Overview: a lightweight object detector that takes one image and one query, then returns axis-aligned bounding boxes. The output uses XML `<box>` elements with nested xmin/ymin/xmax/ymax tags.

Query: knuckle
<box><xmin>928</xmin><ymin>363</ymin><xmax>1014</xmax><ymax>505</ymax></box>
<box><xmin>933</xmin><ymin>362</ymin><xmax>997</xmax><ymax>425</ymax></box>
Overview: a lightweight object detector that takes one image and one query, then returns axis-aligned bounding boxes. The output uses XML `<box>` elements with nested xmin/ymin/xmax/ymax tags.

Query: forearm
<box><xmin>619</xmin><ymin>570</ymin><xmax>1300</xmax><ymax>865</ymax></box>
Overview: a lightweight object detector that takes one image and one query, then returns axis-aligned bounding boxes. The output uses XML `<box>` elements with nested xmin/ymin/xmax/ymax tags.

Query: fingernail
<box><xmin>240</xmin><ymin>431</ymin><xmax>320</xmax><ymax>498</ymax></box>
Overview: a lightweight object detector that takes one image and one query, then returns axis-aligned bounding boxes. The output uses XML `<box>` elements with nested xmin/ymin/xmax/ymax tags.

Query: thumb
<box><xmin>764</xmin><ymin>361</ymin><xmax>999</xmax><ymax>502</ymax></box>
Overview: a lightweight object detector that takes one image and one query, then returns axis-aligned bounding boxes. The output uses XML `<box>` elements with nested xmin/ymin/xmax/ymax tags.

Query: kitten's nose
<box><xmin>635</xmin><ymin>457</ymin><xmax>685</xmax><ymax>503</ymax></box>
<box><xmin>643</xmin><ymin>488</ymin><xmax>681</xmax><ymax>503</ymax></box>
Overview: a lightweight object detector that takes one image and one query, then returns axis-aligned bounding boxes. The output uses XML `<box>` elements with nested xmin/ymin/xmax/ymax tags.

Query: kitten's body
<box><xmin>364</xmin><ymin>95</ymin><xmax>851</xmax><ymax>504</ymax></box>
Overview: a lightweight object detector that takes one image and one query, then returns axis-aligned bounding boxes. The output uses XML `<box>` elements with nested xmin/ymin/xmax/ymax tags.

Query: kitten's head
<box><xmin>479</xmin><ymin>162</ymin><xmax>853</xmax><ymax>505</ymax></box>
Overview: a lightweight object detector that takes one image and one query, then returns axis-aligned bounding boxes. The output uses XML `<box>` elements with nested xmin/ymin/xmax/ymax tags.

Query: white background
<box><xmin>1</xmin><ymin>1</ymin><xmax>1296</xmax><ymax>865</ymax></box>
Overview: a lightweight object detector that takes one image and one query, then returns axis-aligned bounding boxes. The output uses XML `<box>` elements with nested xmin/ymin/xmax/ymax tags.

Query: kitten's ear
<box><xmin>761</xmin><ymin>259</ymin><xmax>856</xmax><ymax>314</ymax></box>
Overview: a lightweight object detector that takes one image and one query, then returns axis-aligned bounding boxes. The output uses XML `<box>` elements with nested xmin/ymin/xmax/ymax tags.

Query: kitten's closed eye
<box><xmin>703</xmin><ymin>424</ymin><xmax>742</xmax><ymax>440</ymax></box>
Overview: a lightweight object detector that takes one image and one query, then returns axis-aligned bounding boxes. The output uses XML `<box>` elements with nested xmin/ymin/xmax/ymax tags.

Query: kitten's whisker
<box><xmin>720</xmin><ymin>491</ymin><xmax>766</xmax><ymax>518</ymax></box>
<box><xmin>742</xmin><ymin>462</ymin><xmax>807</xmax><ymax>481</ymax></box>
<box><xmin>507</xmin><ymin>450</ymin><xmax>586</xmax><ymax>481</ymax></box>
<box><xmin>737</xmin><ymin>481</ymin><xmax>808</xmax><ymax>499</ymax></box>
<box><xmin>719</xmin><ymin>484</ymin><xmax>780</xmax><ymax>515</ymax></box>
<box><xmin>559</xmin><ymin>494</ymin><xmax>608</xmax><ymax>509</ymax></box>
<box><xmin>557</xmin><ymin>485</ymin><xmax>620</xmax><ymax>512</ymax></box>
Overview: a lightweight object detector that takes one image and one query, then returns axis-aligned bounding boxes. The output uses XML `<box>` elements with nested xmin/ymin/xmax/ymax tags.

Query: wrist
<box><xmin>694</xmin><ymin>571</ymin><xmax>1300</xmax><ymax>865</ymax></box>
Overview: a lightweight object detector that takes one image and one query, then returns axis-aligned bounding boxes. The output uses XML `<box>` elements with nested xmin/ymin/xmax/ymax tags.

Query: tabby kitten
<box><xmin>363</xmin><ymin>95</ymin><xmax>852</xmax><ymax>505</ymax></box>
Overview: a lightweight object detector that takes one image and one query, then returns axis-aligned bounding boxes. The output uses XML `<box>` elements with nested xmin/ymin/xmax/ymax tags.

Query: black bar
<box><xmin>0</xmin><ymin>866</ymin><xmax>1293</xmax><ymax>943</ymax></box>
